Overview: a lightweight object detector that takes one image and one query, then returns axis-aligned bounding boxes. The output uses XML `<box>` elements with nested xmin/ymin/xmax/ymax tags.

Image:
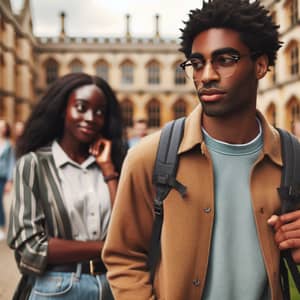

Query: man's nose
<box><xmin>194</xmin><ymin>62</ymin><xmax>220</xmax><ymax>90</ymax></box>
<box><xmin>200</xmin><ymin>61</ymin><xmax>220</xmax><ymax>83</ymax></box>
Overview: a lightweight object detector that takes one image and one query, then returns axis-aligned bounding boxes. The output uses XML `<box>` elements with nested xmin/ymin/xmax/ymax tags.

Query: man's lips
<box><xmin>198</xmin><ymin>89</ymin><xmax>226</xmax><ymax>102</ymax></box>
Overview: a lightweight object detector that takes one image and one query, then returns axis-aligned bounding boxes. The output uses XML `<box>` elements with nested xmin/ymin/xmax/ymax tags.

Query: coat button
<box><xmin>193</xmin><ymin>279</ymin><xmax>200</xmax><ymax>287</ymax></box>
<box><xmin>203</xmin><ymin>207</ymin><xmax>211</xmax><ymax>213</ymax></box>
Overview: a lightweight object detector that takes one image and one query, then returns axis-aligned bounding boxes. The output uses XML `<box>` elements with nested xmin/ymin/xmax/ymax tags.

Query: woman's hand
<box><xmin>90</xmin><ymin>138</ymin><xmax>118</xmax><ymax>206</ymax></box>
<box><xmin>90</xmin><ymin>138</ymin><xmax>116</xmax><ymax>175</ymax></box>
<box><xmin>90</xmin><ymin>138</ymin><xmax>112</xmax><ymax>164</ymax></box>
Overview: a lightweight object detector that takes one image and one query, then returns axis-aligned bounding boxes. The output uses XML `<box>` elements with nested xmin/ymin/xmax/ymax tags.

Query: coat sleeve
<box><xmin>7</xmin><ymin>153</ymin><xmax>49</xmax><ymax>275</ymax></box>
<box><xmin>102</xmin><ymin>143</ymin><xmax>157</xmax><ymax>300</ymax></box>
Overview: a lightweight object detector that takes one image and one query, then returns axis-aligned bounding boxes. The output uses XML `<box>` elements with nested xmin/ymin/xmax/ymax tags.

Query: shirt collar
<box><xmin>51</xmin><ymin>141</ymin><xmax>96</xmax><ymax>169</ymax></box>
<box><xmin>257</xmin><ymin>110</ymin><xmax>282</xmax><ymax>166</ymax></box>
<box><xmin>177</xmin><ymin>105</ymin><xmax>283</xmax><ymax>167</ymax></box>
<box><xmin>178</xmin><ymin>104</ymin><xmax>203</xmax><ymax>154</ymax></box>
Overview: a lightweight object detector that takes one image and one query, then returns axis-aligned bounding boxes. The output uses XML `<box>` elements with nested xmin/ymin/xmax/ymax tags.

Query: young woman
<box><xmin>0</xmin><ymin>120</ymin><xmax>15</xmax><ymax>240</ymax></box>
<box><xmin>7</xmin><ymin>73</ymin><xmax>126</xmax><ymax>299</ymax></box>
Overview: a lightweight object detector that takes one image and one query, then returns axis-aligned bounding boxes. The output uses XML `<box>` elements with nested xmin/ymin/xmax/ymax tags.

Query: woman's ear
<box><xmin>255</xmin><ymin>54</ymin><xmax>269</xmax><ymax>79</ymax></box>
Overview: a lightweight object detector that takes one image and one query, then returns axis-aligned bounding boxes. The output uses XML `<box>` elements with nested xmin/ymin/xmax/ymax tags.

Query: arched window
<box><xmin>147</xmin><ymin>99</ymin><xmax>160</xmax><ymax>127</ymax></box>
<box><xmin>265</xmin><ymin>102</ymin><xmax>276</xmax><ymax>127</ymax></box>
<box><xmin>0</xmin><ymin>53</ymin><xmax>4</xmax><ymax>89</ymax></box>
<box><xmin>121</xmin><ymin>60</ymin><xmax>134</xmax><ymax>84</ymax></box>
<box><xmin>121</xmin><ymin>99</ymin><xmax>133</xmax><ymax>127</ymax></box>
<box><xmin>271</xmin><ymin>65</ymin><xmax>276</xmax><ymax>84</ymax></box>
<box><xmin>45</xmin><ymin>58</ymin><xmax>58</xmax><ymax>85</ymax></box>
<box><xmin>70</xmin><ymin>59</ymin><xmax>83</xmax><ymax>73</ymax></box>
<box><xmin>0</xmin><ymin>96</ymin><xmax>4</xmax><ymax>118</ymax></box>
<box><xmin>285</xmin><ymin>41</ymin><xmax>299</xmax><ymax>77</ymax></box>
<box><xmin>286</xmin><ymin>97</ymin><xmax>300</xmax><ymax>131</ymax></box>
<box><xmin>14</xmin><ymin>103</ymin><xmax>23</xmax><ymax>123</ymax></box>
<box><xmin>173</xmin><ymin>99</ymin><xmax>187</xmax><ymax>119</ymax></box>
<box><xmin>147</xmin><ymin>60</ymin><xmax>160</xmax><ymax>85</ymax></box>
<box><xmin>95</xmin><ymin>60</ymin><xmax>109</xmax><ymax>81</ymax></box>
<box><xmin>1</xmin><ymin>14</ymin><xmax>5</xmax><ymax>31</ymax></box>
<box><xmin>289</xmin><ymin>0</ymin><xmax>299</xmax><ymax>26</ymax></box>
<box><xmin>290</xmin><ymin>44</ymin><xmax>299</xmax><ymax>76</ymax></box>
<box><xmin>174</xmin><ymin>63</ymin><xmax>186</xmax><ymax>85</ymax></box>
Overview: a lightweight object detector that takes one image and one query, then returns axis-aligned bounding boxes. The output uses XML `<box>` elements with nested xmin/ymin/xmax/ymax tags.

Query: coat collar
<box><xmin>178</xmin><ymin>105</ymin><xmax>283</xmax><ymax>167</ymax></box>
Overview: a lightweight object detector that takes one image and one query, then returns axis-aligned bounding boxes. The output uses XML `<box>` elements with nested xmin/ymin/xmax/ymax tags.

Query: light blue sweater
<box><xmin>202</xmin><ymin>125</ymin><xmax>270</xmax><ymax>300</ymax></box>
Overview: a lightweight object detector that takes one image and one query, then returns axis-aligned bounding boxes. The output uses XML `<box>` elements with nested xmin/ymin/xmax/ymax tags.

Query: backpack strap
<box><xmin>148</xmin><ymin>117</ymin><xmax>186</xmax><ymax>283</ymax></box>
<box><xmin>277</xmin><ymin>128</ymin><xmax>300</xmax><ymax>213</ymax></box>
<box><xmin>277</xmin><ymin>128</ymin><xmax>300</xmax><ymax>296</ymax></box>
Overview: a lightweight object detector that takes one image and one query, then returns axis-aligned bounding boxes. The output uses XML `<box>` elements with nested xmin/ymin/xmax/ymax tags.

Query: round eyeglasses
<box><xmin>180</xmin><ymin>52</ymin><xmax>258</xmax><ymax>82</ymax></box>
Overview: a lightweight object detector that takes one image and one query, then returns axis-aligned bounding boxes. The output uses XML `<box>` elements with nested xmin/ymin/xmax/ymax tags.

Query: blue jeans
<box><xmin>29</xmin><ymin>264</ymin><xmax>114</xmax><ymax>300</ymax></box>
<box><xmin>0</xmin><ymin>178</ymin><xmax>6</xmax><ymax>227</ymax></box>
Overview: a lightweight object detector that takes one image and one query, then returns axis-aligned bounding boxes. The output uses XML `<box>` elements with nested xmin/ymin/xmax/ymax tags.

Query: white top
<box><xmin>52</xmin><ymin>141</ymin><xmax>111</xmax><ymax>241</ymax></box>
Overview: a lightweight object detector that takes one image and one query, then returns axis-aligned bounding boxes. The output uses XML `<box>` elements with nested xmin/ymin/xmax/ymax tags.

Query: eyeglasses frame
<box><xmin>180</xmin><ymin>51</ymin><xmax>261</xmax><ymax>80</ymax></box>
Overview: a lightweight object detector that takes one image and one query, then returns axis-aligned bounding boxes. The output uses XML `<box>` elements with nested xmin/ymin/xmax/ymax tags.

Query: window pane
<box><xmin>290</xmin><ymin>45</ymin><xmax>299</xmax><ymax>75</ymax></box>
<box><xmin>71</xmin><ymin>61</ymin><xmax>83</xmax><ymax>73</ymax></box>
<box><xmin>147</xmin><ymin>100</ymin><xmax>160</xmax><ymax>127</ymax></box>
<box><xmin>45</xmin><ymin>60</ymin><xmax>58</xmax><ymax>84</ymax></box>
<box><xmin>148</xmin><ymin>62</ymin><xmax>160</xmax><ymax>85</ymax></box>
<box><xmin>121</xmin><ymin>100</ymin><xmax>133</xmax><ymax>127</ymax></box>
<box><xmin>121</xmin><ymin>63</ymin><xmax>134</xmax><ymax>84</ymax></box>
<box><xmin>96</xmin><ymin>63</ymin><xmax>109</xmax><ymax>81</ymax></box>
<box><xmin>175</xmin><ymin>65</ymin><xmax>186</xmax><ymax>85</ymax></box>
<box><xmin>0</xmin><ymin>97</ymin><xmax>4</xmax><ymax>118</ymax></box>
<box><xmin>173</xmin><ymin>100</ymin><xmax>187</xmax><ymax>119</ymax></box>
<box><xmin>291</xmin><ymin>0</ymin><xmax>299</xmax><ymax>26</ymax></box>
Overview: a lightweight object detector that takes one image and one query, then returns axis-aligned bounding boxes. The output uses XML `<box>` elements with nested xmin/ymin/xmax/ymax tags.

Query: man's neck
<box><xmin>202</xmin><ymin>111</ymin><xmax>259</xmax><ymax>144</ymax></box>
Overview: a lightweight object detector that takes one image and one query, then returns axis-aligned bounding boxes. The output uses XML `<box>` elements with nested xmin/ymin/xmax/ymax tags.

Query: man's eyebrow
<box><xmin>189</xmin><ymin>53</ymin><xmax>204</xmax><ymax>60</ymax></box>
<box><xmin>189</xmin><ymin>47</ymin><xmax>240</xmax><ymax>59</ymax></box>
<box><xmin>212</xmin><ymin>47</ymin><xmax>240</xmax><ymax>56</ymax></box>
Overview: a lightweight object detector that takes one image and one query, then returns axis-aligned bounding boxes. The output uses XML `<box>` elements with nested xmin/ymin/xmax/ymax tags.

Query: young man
<box><xmin>103</xmin><ymin>1</ymin><xmax>300</xmax><ymax>299</ymax></box>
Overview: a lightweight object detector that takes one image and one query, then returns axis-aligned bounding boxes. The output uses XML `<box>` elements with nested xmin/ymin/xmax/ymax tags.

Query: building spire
<box><xmin>155</xmin><ymin>14</ymin><xmax>160</xmax><ymax>39</ymax></box>
<box><xmin>59</xmin><ymin>11</ymin><xmax>66</xmax><ymax>39</ymax></box>
<box><xmin>125</xmin><ymin>14</ymin><xmax>131</xmax><ymax>40</ymax></box>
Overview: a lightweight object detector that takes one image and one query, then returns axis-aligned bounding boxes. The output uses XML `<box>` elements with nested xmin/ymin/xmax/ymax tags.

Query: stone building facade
<box><xmin>0</xmin><ymin>0</ymin><xmax>196</xmax><ymax>136</ymax></box>
<box><xmin>259</xmin><ymin>0</ymin><xmax>300</xmax><ymax>132</ymax></box>
<box><xmin>0</xmin><ymin>0</ymin><xmax>299</xmax><ymax>135</ymax></box>
<box><xmin>0</xmin><ymin>0</ymin><xmax>35</xmax><ymax>126</ymax></box>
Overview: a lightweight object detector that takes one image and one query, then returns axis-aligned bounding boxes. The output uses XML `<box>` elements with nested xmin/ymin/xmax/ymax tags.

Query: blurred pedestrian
<box><xmin>128</xmin><ymin>119</ymin><xmax>148</xmax><ymax>148</ymax></box>
<box><xmin>14</xmin><ymin>120</ymin><xmax>25</xmax><ymax>142</ymax></box>
<box><xmin>0</xmin><ymin>120</ymin><xmax>15</xmax><ymax>240</ymax></box>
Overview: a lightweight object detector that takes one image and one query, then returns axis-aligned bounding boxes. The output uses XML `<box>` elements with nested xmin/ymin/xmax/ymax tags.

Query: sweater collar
<box><xmin>178</xmin><ymin>105</ymin><xmax>282</xmax><ymax>167</ymax></box>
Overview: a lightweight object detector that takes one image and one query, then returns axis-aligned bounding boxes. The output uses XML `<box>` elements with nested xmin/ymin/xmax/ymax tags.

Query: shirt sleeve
<box><xmin>7</xmin><ymin>153</ymin><xmax>49</xmax><ymax>275</ymax></box>
<box><xmin>102</xmin><ymin>148</ymin><xmax>156</xmax><ymax>300</ymax></box>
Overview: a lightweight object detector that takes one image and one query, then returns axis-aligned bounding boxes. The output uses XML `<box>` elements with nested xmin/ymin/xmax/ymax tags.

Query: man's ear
<box><xmin>255</xmin><ymin>54</ymin><xmax>269</xmax><ymax>79</ymax></box>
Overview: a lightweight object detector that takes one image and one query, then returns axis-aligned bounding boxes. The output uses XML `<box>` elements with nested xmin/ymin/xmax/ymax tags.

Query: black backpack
<box><xmin>148</xmin><ymin>117</ymin><xmax>300</xmax><ymax>299</ymax></box>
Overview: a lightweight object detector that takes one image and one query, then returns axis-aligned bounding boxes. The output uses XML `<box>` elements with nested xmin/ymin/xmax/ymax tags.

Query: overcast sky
<box><xmin>11</xmin><ymin>0</ymin><xmax>203</xmax><ymax>38</ymax></box>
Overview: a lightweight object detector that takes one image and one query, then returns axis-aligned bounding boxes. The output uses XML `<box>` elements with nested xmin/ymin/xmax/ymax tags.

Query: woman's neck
<box><xmin>58</xmin><ymin>138</ymin><xmax>89</xmax><ymax>164</ymax></box>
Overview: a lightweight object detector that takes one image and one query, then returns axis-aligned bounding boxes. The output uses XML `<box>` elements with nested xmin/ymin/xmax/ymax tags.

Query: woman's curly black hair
<box><xmin>180</xmin><ymin>0</ymin><xmax>282</xmax><ymax>67</ymax></box>
<box><xmin>17</xmin><ymin>72</ymin><xmax>126</xmax><ymax>172</ymax></box>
